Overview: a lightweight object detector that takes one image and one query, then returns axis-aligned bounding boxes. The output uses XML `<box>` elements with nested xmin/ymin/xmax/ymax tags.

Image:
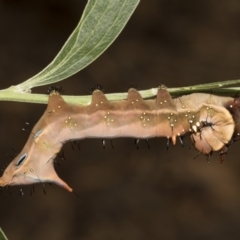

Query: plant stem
<box><xmin>1</xmin><ymin>81</ymin><xmax>240</xmax><ymax>105</ymax></box>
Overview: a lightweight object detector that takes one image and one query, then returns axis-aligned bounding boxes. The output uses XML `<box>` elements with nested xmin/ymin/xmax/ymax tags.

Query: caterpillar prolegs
<box><xmin>0</xmin><ymin>86</ymin><xmax>239</xmax><ymax>192</ymax></box>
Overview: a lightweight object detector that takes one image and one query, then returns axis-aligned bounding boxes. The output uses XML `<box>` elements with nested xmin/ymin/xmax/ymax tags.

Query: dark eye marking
<box><xmin>199</xmin><ymin>120</ymin><xmax>215</xmax><ymax>131</ymax></box>
<box><xmin>16</xmin><ymin>153</ymin><xmax>28</xmax><ymax>167</ymax></box>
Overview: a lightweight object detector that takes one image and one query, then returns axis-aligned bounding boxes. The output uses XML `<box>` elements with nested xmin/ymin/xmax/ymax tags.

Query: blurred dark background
<box><xmin>1</xmin><ymin>0</ymin><xmax>240</xmax><ymax>239</ymax></box>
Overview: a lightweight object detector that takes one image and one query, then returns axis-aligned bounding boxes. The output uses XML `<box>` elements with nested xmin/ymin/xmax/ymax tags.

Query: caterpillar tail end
<box><xmin>54</xmin><ymin>177</ymin><xmax>73</xmax><ymax>193</ymax></box>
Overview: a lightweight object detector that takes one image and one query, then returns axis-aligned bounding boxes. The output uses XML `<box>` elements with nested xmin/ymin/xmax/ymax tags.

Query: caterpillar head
<box><xmin>190</xmin><ymin>104</ymin><xmax>235</xmax><ymax>156</ymax></box>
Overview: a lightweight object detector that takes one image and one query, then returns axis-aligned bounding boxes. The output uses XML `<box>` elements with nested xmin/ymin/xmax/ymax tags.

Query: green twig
<box><xmin>1</xmin><ymin>80</ymin><xmax>240</xmax><ymax>105</ymax></box>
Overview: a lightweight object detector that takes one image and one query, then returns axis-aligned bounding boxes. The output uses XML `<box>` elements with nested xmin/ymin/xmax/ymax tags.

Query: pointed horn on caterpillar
<box><xmin>0</xmin><ymin>86</ymin><xmax>238</xmax><ymax>192</ymax></box>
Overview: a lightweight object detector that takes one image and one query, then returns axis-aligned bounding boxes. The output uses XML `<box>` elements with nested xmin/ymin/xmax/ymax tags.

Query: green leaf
<box><xmin>0</xmin><ymin>228</ymin><xmax>8</xmax><ymax>240</ymax></box>
<box><xmin>14</xmin><ymin>0</ymin><xmax>140</xmax><ymax>92</ymax></box>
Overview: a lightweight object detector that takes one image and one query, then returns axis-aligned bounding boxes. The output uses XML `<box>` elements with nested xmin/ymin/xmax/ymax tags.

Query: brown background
<box><xmin>1</xmin><ymin>0</ymin><xmax>240</xmax><ymax>239</ymax></box>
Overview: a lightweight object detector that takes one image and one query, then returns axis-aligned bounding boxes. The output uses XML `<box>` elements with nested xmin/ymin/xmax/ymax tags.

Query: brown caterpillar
<box><xmin>0</xmin><ymin>86</ymin><xmax>239</xmax><ymax>192</ymax></box>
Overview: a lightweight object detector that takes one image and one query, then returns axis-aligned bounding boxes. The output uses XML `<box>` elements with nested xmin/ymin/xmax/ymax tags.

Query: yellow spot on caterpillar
<box><xmin>143</xmin><ymin>124</ymin><xmax>146</xmax><ymax>127</ymax></box>
<box><xmin>168</xmin><ymin>117</ymin><xmax>171</xmax><ymax>120</ymax></box>
<box><xmin>52</xmin><ymin>110</ymin><xmax>55</xmax><ymax>113</ymax></box>
<box><xmin>170</xmin><ymin>123</ymin><xmax>174</xmax><ymax>127</ymax></box>
<box><xmin>101</xmin><ymin>101</ymin><xmax>103</xmax><ymax>104</ymax></box>
<box><xmin>58</xmin><ymin>106</ymin><xmax>61</xmax><ymax>108</ymax></box>
<box><xmin>65</xmin><ymin>120</ymin><xmax>68</xmax><ymax>123</ymax></box>
<box><xmin>189</xmin><ymin>120</ymin><xmax>193</xmax><ymax>123</ymax></box>
<box><xmin>104</xmin><ymin>112</ymin><xmax>114</xmax><ymax>125</ymax></box>
<box><xmin>74</xmin><ymin>124</ymin><xmax>77</xmax><ymax>126</ymax></box>
<box><xmin>147</xmin><ymin>119</ymin><xmax>150</xmax><ymax>121</ymax></box>
<box><xmin>185</xmin><ymin>114</ymin><xmax>188</xmax><ymax>117</ymax></box>
<box><xmin>230</xmin><ymin>105</ymin><xmax>233</xmax><ymax>108</ymax></box>
<box><xmin>136</xmin><ymin>99</ymin><xmax>139</xmax><ymax>102</ymax></box>
<box><xmin>164</xmin><ymin>100</ymin><xmax>167</xmax><ymax>103</ymax></box>
<box><xmin>143</xmin><ymin>112</ymin><xmax>146</xmax><ymax>115</ymax></box>
<box><xmin>96</xmin><ymin>104</ymin><xmax>98</xmax><ymax>106</ymax></box>
<box><xmin>132</xmin><ymin>102</ymin><xmax>134</xmax><ymax>104</ymax></box>
<box><xmin>196</xmin><ymin>122</ymin><xmax>200</xmax><ymax>127</ymax></box>
<box><xmin>68</xmin><ymin>117</ymin><xmax>71</xmax><ymax>120</ymax></box>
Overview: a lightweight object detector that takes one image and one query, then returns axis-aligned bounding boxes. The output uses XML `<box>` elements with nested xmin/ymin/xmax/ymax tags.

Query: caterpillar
<box><xmin>0</xmin><ymin>86</ymin><xmax>239</xmax><ymax>192</ymax></box>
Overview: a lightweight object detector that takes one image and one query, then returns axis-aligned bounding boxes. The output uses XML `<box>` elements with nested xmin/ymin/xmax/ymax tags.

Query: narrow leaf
<box><xmin>0</xmin><ymin>228</ymin><xmax>8</xmax><ymax>240</ymax></box>
<box><xmin>14</xmin><ymin>0</ymin><xmax>140</xmax><ymax>92</ymax></box>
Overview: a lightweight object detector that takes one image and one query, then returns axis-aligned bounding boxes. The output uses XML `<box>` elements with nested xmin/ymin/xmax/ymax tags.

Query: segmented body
<box><xmin>0</xmin><ymin>86</ymin><xmax>239</xmax><ymax>192</ymax></box>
